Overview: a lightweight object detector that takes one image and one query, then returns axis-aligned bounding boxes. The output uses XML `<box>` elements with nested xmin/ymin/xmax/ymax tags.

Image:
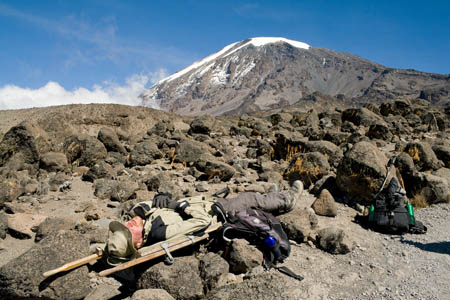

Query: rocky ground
<box><xmin>0</xmin><ymin>100</ymin><xmax>449</xmax><ymax>299</ymax></box>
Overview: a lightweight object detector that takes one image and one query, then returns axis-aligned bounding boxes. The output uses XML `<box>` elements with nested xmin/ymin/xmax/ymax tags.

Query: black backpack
<box><xmin>224</xmin><ymin>208</ymin><xmax>290</xmax><ymax>264</ymax></box>
<box><xmin>367</xmin><ymin>177</ymin><xmax>427</xmax><ymax>234</ymax></box>
<box><xmin>212</xmin><ymin>202</ymin><xmax>303</xmax><ymax>280</ymax></box>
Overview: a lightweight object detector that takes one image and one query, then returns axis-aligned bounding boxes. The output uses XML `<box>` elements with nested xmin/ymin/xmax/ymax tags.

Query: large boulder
<box><xmin>63</xmin><ymin>134</ymin><xmax>107</xmax><ymax>168</ymax></box>
<box><xmin>0</xmin><ymin>178</ymin><xmax>23</xmax><ymax>207</ymax></box>
<box><xmin>0</xmin><ymin>230</ymin><xmax>91</xmax><ymax>300</ymax></box>
<box><xmin>7</xmin><ymin>213</ymin><xmax>47</xmax><ymax>239</ymax></box>
<box><xmin>189</xmin><ymin>115</ymin><xmax>216</xmax><ymax>136</ymax></box>
<box><xmin>284</xmin><ymin>152</ymin><xmax>330</xmax><ymax>188</ymax></box>
<box><xmin>137</xmin><ymin>256</ymin><xmax>204</xmax><ymax>300</ymax></box>
<box><xmin>199</xmin><ymin>252</ymin><xmax>230</xmax><ymax>290</ymax></box>
<box><xmin>278</xmin><ymin>207</ymin><xmax>319</xmax><ymax>243</ymax></box>
<box><xmin>336</xmin><ymin>141</ymin><xmax>389</xmax><ymax>204</ymax></box>
<box><xmin>228</xmin><ymin>239</ymin><xmax>263</xmax><ymax>274</ymax></box>
<box><xmin>126</xmin><ymin>141</ymin><xmax>163</xmax><ymax>167</ymax></box>
<box><xmin>341</xmin><ymin>107</ymin><xmax>383</xmax><ymax>127</ymax></box>
<box><xmin>367</xmin><ymin>121</ymin><xmax>393</xmax><ymax>141</ymax></box>
<box><xmin>432</xmin><ymin>143</ymin><xmax>450</xmax><ymax>168</ymax></box>
<box><xmin>39</xmin><ymin>152</ymin><xmax>70</xmax><ymax>173</ymax></box>
<box><xmin>302</xmin><ymin>140</ymin><xmax>343</xmax><ymax>168</ymax></box>
<box><xmin>0</xmin><ymin>121</ymin><xmax>50</xmax><ymax>171</ymax></box>
<box><xmin>148</xmin><ymin>119</ymin><xmax>175</xmax><ymax>137</ymax></box>
<box><xmin>404</xmin><ymin>141</ymin><xmax>443</xmax><ymax>171</ymax></box>
<box><xmin>410</xmin><ymin>172</ymin><xmax>450</xmax><ymax>205</ymax></box>
<box><xmin>272</xmin><ymin>130</ymin><xmax>306</xmax><ymax>161</ymax></box>
<box><xmin>82</xmin><ymin>160</ymin><xmax>115</xmax><ymax>182</ymax></box>
<box><xmin>174</xmin><ymin>139</ymin><xmax>212</xmax><ymax>166</ymax></box>
<box><xmin>34</xmin><ymin>217</ymin><xmax>77</xmax><ymax>242</ymax></box>
<box><xmin>97</xmin><ymin>127</ymin><xmax>126</xmax><ymax>154</ymax></box>
<box><xmin>93</xmin><ymin>179</ymin><xmax>138</xmax><ymax>202</ymax></box>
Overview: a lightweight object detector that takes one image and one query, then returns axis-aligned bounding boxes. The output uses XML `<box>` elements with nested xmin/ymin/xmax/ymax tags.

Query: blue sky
<box><xmin>0</xmin><ymin>0</ymin><xmax>449</xmax><ymax>110</ymax></box>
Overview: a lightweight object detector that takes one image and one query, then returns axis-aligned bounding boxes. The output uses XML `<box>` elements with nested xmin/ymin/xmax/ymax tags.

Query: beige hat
<box><xmin>106</xmin><ymin>221</ymin><xmax>138</xmax><ymax>266</ymax></box>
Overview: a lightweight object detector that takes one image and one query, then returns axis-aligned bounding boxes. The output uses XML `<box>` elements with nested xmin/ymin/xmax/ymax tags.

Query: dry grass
<box><xmin>409</xmin><ymin>192</ymin><xmax>429</xmax><ymax>208</ymax></box>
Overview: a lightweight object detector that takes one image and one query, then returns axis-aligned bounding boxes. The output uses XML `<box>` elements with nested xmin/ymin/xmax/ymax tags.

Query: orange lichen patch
<box><xmin>125</xmin><ymin>153</ymin><xmax>132</xmax><ymax>165</ymax></box>
<box><xmin>169</xmin><ymin>148</ymin><xmax>176</xmax><ymax>168</ymax></box>
<box><xmin>285</xmin><ymin>144</ymin><xmax>303</xmax><ymax>161</ymax></box>
<box><xmin>286</xmin><ymin>157</ymin><xmax>322</xmax><ymax>186</ymax></box>
<box><xmin>268</xmin><ymin>147</ymin><xmax>275</xmax><ymax>160</ymax></box>
<box><xmin>207</xmin><ymin>169</ymin><xmax>226</xmax><ymax>180</ymax></box>
<box><xmin>407</xmin><ymin>146</ymin><xmax>420</xmax><ymax>162</ymax></box>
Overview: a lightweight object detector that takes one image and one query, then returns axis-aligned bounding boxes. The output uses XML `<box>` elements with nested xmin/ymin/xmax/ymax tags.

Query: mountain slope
<box><xmin>140</xmin><ymin>37</ymin><xmax>450</xmax><ymax>116</ymax></box>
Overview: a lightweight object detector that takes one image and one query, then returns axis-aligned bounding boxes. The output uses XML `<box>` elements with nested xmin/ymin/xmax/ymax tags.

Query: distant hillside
<box><xmin>140</xmin><ymin>37</ymin><xmax>450</xmax><ymax>116</ymax></box>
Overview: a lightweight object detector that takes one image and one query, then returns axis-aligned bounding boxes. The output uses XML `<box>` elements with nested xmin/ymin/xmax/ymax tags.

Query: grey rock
<box><xmin>336</xmin><ymin>141</ymin><xmax>389</xmax><ymax>204</ymax></box>
<box><xmin>404</xmin><ymin>141</ymin><xmax>443</xmax><ymax>171</ymax></box>
<box><xmin>39</xmin><ymin>152</ymin><xmax>70</xmax><ymax>173</ymax></box>
<box><xmin>367</xmin><ymin>121</ymin><xmax>393</xmax><ymax>141</ymax></box>
<box><xmin>0</xmin><ymin>178</ymin><xmax>23</xmax><ymax>206</ymax></box>
<box><xmin>63</xmin><ymin>134</ymin><xmax>108</xmax><ymax>168</ymax></box>
<box><xmin>131</xmin><ymin>289</ymin><xmax>175</xmax><ymax>300</ymax></box>
<box><xmin>137</xmin><ymin>256</ymin><xmax>204</xmax><ymax>300</ymax></box>
<box><xmin>278</xmin><ymin>207</ymin><xmax>318</xmax><ymax>242</ymax></box>
<box><xmin>110</xmin><ymin>180</ymin><xmax>139</xmax><ymax>202</ymax></box>
<box><xmin>148</xmin><ymin>119</ymin><xmax>175</xmax><ymax>137</ymax></box>
<box><xmin>189</xmin><ymin>114</ymin><xmax>216</xmax><ymax>135</ymax></box>
<box><xmin>0</xmin><ymin>211</ymin><xmax>8</xmax><ymax>239</ymax></box>
<box><xmin>0</xmin><ymin>230</ymin><xmax>91</xmax><ymax>300</ymax></box>
<box><xmin>206</xmin><ymin>272</ymin><xmax>292</xmax><ymax>300</ymax></box>
<box><xmin>199</xmin><ymin>252</ymin><xmax>230</xmax><ymax>290</ymax></box>
<box><xmin>196</xmin><ymin>160</ymin><xmax>236</xmax><ymax>182</ymax></box>
<box><xmin>228</xmin><ymin>238</ymin><xmax>263</xmax><ymax>274</ymax></box>
<box><xmin>432</xmin><ymin>144</ymin><xmax>450</xmax><ymax>168</ymax></box>
<box><xmin>84</xmin><ymin>284</ymin><xmax>121</xmax><ymax>300</ymax></box>
<box><xmin>316</xmin><ymin>227</ymin><xmax>355</xmax><ymax>254</ymax></box>
<box><xmin>342</xmin><ymin>107</ymin><xmax>383</xmax><ymax>127</ymax></box>
<box><xmin>48</xmin><ymin>172</ymin><xmax>71</xmax><ymax>192</ymax></box>
<box><xmin>312</xmin><ymin>189</ymin><xmax>338</xmax><ymax>217</ymax></box>
<box><xmin>82</xmin><ymin>160</ymin><xmax>115</xmax><ymax>182</ymax></box>
<box><xmin>303</xmin><ymin>140</ymin><xmax>344</xmax><ymax>168</ymax></box>
<box><xmin>34</xmin><ymin>217</ymin><xmax>77</xmax><ymax>242</ymax></box>
<box><xmin>98</xmin><ymin>127</ymin><xmax>126</xmax><ymax>154</ymax></box>
<box><xmin>0</xmin><ymin>121</ymin><xmax>50</xmax><ymax>170</ymax></box>
<box><xmin>126</xmin><ymin>141</ymin><xmax>163</xmax><ymax>167</ymax></box>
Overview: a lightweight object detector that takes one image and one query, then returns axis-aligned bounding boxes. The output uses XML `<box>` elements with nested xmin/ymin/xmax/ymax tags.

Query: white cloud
<box><xmin>0</xmin><ymin>72</ymin><xmax>166</xmax><ymax>110</ymax></box>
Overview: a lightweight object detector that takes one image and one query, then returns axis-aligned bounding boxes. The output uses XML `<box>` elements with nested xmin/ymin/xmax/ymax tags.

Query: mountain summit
<box><xmin>140</xmin><ymin>37</ymin><xmax>449</xmax><ymax>116</ymax></box>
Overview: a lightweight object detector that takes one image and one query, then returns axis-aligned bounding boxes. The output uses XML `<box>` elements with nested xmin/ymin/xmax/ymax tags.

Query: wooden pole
<box><xmin>43</xmin><ymin>248</ymin><xmax>104</xmax><ymax>278</ymax></box>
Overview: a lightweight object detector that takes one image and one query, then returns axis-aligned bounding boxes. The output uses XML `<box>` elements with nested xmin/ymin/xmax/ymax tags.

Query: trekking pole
<box><xmin>43</xmin><ymin>247</ymin><xmax>104</xmax><ymax>278</ymax></box>
<box><xmin>374</xmin><ymin>155</ymin><xmax>397</xmax><ymax>200</ymax></box>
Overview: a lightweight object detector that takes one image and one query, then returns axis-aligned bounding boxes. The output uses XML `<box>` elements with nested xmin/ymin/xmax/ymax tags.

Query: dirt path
<box><xmin>278</xmin><ymin>202</ymin><xmax>450</xmax><ymax>300</ymax></box>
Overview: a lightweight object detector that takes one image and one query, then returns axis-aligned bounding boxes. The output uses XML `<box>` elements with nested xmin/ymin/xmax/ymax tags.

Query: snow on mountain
<box><xmin>140</xmin><ymin>37</ymin><xmax>449</xmax><ymax>116</ymax></box>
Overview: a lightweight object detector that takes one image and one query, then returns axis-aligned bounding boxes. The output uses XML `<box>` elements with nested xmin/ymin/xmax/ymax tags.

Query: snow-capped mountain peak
<box><xmin>155</xmin><ymin>37</ymin><xmax>310</xmax><ymax>85</ymax></box>
<box><xmin>140</xmin><ymin>37</ymin><xmax>448</xmax><ymax>116</ymax></box>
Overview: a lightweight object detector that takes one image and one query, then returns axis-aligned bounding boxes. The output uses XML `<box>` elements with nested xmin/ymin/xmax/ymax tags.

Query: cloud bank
<box><xmin>0</xmin><ymin>70</ymin><xmax>167</xmax><ymax>111</ymax></box>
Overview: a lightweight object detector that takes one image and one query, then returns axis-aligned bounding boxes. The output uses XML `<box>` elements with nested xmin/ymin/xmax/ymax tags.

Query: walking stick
<box><xmin>43</xmin><ymin>247</ymin><xmax>105</xmax><ymax>278</ymax></box>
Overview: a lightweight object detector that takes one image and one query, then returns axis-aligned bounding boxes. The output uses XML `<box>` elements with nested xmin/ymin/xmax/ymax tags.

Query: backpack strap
<box><xmin>275</xmin><ymin>266</ymin><xmax>304</xmax><ymax>281</ymax></box>
<box><xmin>409</xmin><ymin>220</ymin><xmax>428</xmax><ymax>234</ymax></box>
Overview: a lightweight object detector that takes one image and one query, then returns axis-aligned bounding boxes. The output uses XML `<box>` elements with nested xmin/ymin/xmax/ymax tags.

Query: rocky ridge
<box><xmin>0</xmin><ymin>98</ymin><xmax>449</xmax><ymax>299</ymax></box>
